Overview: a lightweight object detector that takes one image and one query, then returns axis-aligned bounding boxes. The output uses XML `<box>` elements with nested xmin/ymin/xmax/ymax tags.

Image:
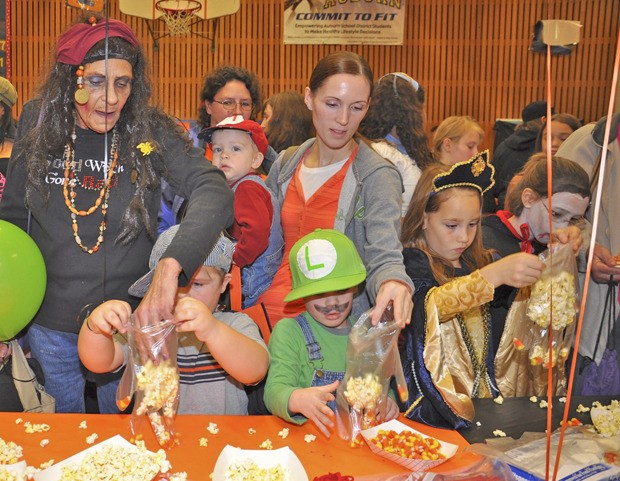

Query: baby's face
<box><xmin>305</xmin><ymin>287</ymin><xmax>356</xmax><ymax>329</ymax></box>
<box><xmin>211</xmin><ymin>129</ymin><xmax>263</xmax><ymax>184</ymax></box>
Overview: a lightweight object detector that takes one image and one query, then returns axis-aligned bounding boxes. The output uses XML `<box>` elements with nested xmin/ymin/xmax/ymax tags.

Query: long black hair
<box><xmin>17</xmin><ymin>16</ymin><xmax>187</xmax><ymax>243</ymax></box>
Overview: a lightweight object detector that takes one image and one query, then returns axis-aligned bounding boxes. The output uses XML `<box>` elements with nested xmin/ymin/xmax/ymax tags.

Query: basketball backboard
<box><xmin>119</xmin><ymin>0</ymin><xmax>240</xmax><ymax>21</ymax></box>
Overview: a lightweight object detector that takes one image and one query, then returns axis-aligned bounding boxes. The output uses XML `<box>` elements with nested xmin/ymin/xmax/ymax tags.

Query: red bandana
<box><xmin>496</xmin><ymin>210</ymin><xmax>533</xmax><ymax>253</ymax></box>
<box><xmin>57</xmin><ymin>19</ymin><xmax>139</xmax><ymax>66</ymax></box>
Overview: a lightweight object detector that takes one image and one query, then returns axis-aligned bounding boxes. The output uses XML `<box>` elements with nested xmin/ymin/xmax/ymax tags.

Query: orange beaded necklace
<box><xmin>62</xmin><ymin>127</ymin><xmax>119</xmax><ymax>254</ymax></box>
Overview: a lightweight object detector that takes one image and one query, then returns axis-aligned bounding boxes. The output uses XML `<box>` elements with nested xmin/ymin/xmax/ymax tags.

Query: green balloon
<box><xmin>0</xmin><ymin>220</ymin><xmax>47</xmax><ymax>341</ymax></box>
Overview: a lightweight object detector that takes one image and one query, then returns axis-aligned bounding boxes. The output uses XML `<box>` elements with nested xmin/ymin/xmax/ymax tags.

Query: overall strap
<box><xmin>294</xmin><ymin>314</ymin><xmax>323</xmax><ymax>362</ymax></box>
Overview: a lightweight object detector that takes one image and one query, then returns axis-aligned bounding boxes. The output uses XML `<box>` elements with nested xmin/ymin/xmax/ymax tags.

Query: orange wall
<box><xmin>9</xmin><ymin>0</ymin><xmax>619</xmax><ymax>149</ymax></box>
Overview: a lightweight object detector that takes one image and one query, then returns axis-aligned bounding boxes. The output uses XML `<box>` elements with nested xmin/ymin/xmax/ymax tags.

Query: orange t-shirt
<box><xmin>258</xmin><ymin>148</ymin><xmax>356</xmax><ymax>324</ymax></box>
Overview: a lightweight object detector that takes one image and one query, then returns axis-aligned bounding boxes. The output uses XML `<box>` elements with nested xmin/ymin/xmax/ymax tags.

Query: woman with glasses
<box><xmin>159</xmin><ymin>65</ymin><xmax>277</xmax><ymax>232</ymax></box>
<box><xmin>481</xmin><ymin>153</ymin><xmax>590</xmax><ymax>354</ymax></box>
<box><xmin>194</xmin><ymin>65</ymin><xmax>277</xmax><ymax>171</ymax></box>
<box><xmin>358</xmin><ymin>72</ymin><xmax>433</xmax><ymax>217</ymax></box>
<box><xmin>196</xmin><ymin>66</ymin><xmax>260</xmax><ymax>153</ymax></box>
<box><xmin>259</xmin><ymin>51</ymin><xmax>413</xmax><ymax>329</ymax></box>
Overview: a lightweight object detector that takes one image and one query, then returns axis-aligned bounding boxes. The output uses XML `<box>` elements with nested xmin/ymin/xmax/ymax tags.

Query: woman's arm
<box><xmin>134</xmin><ymin>122</ymin><xmax>234</xmax><ymax>329</ymax></box>
<box><xmin>357</xmin><ymin>161</ymin><xmax>414</xmax><ymax>326</ymax></box>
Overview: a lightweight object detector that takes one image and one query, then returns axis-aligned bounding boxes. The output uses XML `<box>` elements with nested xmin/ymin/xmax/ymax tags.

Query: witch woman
<box><xmin>0</xmin><ymin>16</ymin><xmax>233</xmax><ymax>413</ymax></box>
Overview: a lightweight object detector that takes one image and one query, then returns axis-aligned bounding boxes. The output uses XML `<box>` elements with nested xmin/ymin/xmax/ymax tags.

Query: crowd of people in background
<box><xmin>1</xmin><ymin>14</ymin><xmax>619</xmax><ymax>435</ymax></box>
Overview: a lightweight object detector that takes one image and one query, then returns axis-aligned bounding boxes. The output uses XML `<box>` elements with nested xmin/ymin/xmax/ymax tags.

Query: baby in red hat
<box><xmin>204</xmin><ymin>116</ymin><xmax>284</xmax><ymax>309</ymax></box>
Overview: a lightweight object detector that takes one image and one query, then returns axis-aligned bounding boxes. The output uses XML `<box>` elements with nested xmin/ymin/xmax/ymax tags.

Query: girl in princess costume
<box><xmin>399</xmin><ymin>151</ymin><xmax>545</xmax><ymax>429</ymax></box>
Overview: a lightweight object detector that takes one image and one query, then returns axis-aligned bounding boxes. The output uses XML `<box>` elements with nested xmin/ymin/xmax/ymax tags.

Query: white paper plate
<box><xmin>361</xmin><ymin>419</ymin><xmax>458</xmax><ymax>471</ymax></box>
<box><xmin>0</xmin><ymin>461</ymin><xmax>27</xmax><ymax>480</ymax></box>
<box><xmin>212</xmin><ymin>445</ymin><xmax>308</xmax><ymax>481</ymax></box>
<box><xmin>33</xmin><ymin>435</ymin><xmax>145</xmax><ymax>481</ymax></box>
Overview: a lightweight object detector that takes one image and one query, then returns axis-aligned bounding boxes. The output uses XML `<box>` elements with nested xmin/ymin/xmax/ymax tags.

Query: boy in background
<box><xmin>205</xmin><ymin>115</ymin><xmax>283</xmax><ymax>309</ymax></box>
<box><xmin>264</xmin><ymin>229</ymin><xmax>399</xmax><ymax>437</ymax></box>
<box><xmin>77</xmin><ymin>225</ymin><xmax>269</xmax><ymax>415</ymax></box>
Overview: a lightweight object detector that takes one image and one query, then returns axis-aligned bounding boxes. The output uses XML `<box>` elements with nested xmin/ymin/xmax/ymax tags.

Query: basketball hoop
<box><xmin>156</xmin><ymin>0</ymin><xmax>201</xmax><ymax>36</ymax></box>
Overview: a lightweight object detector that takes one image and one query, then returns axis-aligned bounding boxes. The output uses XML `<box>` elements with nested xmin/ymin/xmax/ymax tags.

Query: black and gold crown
<box><xmin>432</xmin><ymin>150</ymin><xmax>495</xmax><ymax>195</ymax></box>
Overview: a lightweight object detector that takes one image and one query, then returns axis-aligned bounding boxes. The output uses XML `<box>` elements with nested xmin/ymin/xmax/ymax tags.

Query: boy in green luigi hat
<box><xmin>264</xmin><ymin>229</ymin><xmax>399</xmax><ymax>437</ymax></box>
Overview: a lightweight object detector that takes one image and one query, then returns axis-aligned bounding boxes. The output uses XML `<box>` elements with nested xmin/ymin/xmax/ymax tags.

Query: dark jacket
<box><xmin>0</xmin><ymin>100</ymin><xmax>233</xmax><ymax>333</ymax></box>
<box><xmin>484</xmin><ymin>124</ymin><xmax>541</xmax><ymax>213</ymax></box>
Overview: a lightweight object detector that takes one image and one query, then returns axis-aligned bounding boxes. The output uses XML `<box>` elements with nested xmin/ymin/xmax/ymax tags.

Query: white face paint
<box><xmin>524</xmin><ymin>192</ymin><xmax>590</xmax><ymax>244</ymax></box>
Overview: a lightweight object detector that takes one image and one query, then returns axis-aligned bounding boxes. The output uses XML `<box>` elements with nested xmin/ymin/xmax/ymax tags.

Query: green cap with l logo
<box><xmin>284</xmin><ymin>229</ymin><xmax>366</xmax><ymax>302</ymax></box>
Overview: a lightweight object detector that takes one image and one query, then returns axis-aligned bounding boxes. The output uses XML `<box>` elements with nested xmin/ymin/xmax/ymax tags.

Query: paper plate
<box><xmin>0</xmin><ymin>460</ymin><xmax>27</xmax><ymax>480</ymax></box>
<box><xmin>212</xmin><ymin>445</ymin><xmax>308</xmax><ymax>481</ymax></box>
<box><xmin>33</xmin><ymin>435</ymin><xmax>157</xmax><ymax>481</ymax></box>
<box><xmin>361</xmin><ymin>419</ymin><xmax>458</xmax><ymax>471</ymax></box>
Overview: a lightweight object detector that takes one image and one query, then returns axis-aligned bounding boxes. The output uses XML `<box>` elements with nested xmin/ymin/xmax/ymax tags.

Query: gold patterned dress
<box><xmin>400</xmin><ymin>248</ymin><xmax>502</xmax><ymax>429</ymax></box>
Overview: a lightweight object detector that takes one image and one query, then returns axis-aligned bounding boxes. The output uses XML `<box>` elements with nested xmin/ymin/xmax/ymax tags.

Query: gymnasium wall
<box><xmin>9</xmin><ymin>0</ymin><xmax>619</xmax><ymax>150</ymax></box>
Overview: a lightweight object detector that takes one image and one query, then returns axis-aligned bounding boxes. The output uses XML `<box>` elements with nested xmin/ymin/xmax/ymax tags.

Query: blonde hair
<box><xmin>402</xmin><ymin>163</ymin><xmax>493</xmax><ymax>285</ymax></box>
<box><xmin>433</xmin><ymin>116</ymin><xmax>484</xmax><ymax>155</ymax></box>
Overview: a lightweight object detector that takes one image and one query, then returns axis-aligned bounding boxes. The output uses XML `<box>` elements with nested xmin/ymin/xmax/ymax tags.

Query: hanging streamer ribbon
<box><xmin>543</xmin><ymin>39</ymin><xmax>555</xmax><ymax>481</ymax></box>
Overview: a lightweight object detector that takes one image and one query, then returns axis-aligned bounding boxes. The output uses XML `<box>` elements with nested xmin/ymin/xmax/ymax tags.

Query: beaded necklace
<box><xmin>62</xmin><ymin>127</ymin><xmax>119</xmax><ymax>254</ymax></box>
<box><xmin>456</xmin><ymin>303</ymin><xmax>491</xmax><ymax>398</ymax></box>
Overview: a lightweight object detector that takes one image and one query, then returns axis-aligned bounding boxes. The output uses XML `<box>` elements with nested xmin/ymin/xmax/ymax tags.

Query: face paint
<box><xmin>313</xmin><ymin>302</ymin><xmax>351</xmax><ymax>315</ymax></box>
<box><xmin>305</xmin><ymin>288</ymin><xmax>356</xmax><ymax>329</ymax></box>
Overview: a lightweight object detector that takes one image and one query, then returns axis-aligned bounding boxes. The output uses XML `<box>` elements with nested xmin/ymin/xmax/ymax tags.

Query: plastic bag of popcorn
<box><xmin>508</xmin><ymin>243</ymin><xmax>579</xmax><ymax>396</ymax></box>
<box><xmin>116</xmin><ymin>316</ymin><xmax>180</xmax><ymax>449</ymax></box>
<box><xmin>335</xmin><ymin>305</ymin><xmax>408</xmax><ymax>447</ymax></box>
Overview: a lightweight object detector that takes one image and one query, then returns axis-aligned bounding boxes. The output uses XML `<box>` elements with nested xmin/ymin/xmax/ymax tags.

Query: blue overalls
<box><xmin>294</xmin><ymin>314</ymin><xmax>345</xmax><ymax>412</ymax></box>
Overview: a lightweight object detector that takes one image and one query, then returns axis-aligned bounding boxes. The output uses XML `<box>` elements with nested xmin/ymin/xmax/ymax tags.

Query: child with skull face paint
<box><xmin>264</xmin><ymin>229</ymin><xmax>399</xmax><ymax>437</ymax></box>
<box><xmin>482</xmin><ymin>154</ymin><xmax>590</xmax><ymax>353</ymax></box>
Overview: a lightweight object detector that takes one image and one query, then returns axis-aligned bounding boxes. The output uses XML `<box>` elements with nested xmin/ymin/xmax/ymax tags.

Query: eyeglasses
<box><xmin>378</xmin><ymin>72</ymin><xmax>419</xmax><ymax>92</ymax></box>
<box><xmin>540</xmin><ymin>199</ymin><xmax>586</xmax><ymax>227</ymax></box>
<box><xmin>212</xmin><ymin>98</ymin><xmax>253</xmax><ymax>112</ymax></box>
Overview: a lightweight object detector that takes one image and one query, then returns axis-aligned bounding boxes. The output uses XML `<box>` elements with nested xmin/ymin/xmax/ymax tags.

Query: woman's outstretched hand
<box><xmin>371</xmin><ymin>281</ymin><xmax>413</xmax><ymax>328</ymax></box>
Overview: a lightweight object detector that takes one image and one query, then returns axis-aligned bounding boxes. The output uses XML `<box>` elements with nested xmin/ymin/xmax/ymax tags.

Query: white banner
<box><xmin>284</xmin><ymin>0</ymin><xmax>405</xmax><ymax>45</ymax></box>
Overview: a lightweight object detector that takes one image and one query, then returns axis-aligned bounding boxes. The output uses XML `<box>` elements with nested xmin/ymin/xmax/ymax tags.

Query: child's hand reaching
<box><xmin>288</xmin><ymin>380</ymin><xmax>340</xmax><ymax>438</ymax></box>
<box><xmin>86</xmin><ymin>300</ymin><xmax>131</xmax><ymax>336</ymax></box>
<box><xmin>173</xmin><ymin>296</ymin><xmax>217</xmax><ymax>342</ymax></box>
<box><xmin>480</xmin><ymin>252</ymin><xmax>545</xmax><ymax>288</ymax></box>
<box><xmin>550</xmin><ymin>225</ymin><xmax>583</xmax><ymax>253</ymax></box>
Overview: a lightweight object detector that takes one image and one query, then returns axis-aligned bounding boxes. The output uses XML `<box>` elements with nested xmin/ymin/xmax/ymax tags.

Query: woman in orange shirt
<box><xmin>260</xmin><ymin>51</ymin><xmax>413</xmax><ymax>328</ymax></box>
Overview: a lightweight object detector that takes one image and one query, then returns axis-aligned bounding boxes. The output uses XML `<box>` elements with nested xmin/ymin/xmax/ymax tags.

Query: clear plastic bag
<box><xmin>403</xmin><ymin>444</ymin><xmax>519</xmax><ymax>480</ymax></box>
<box><xmin>335</xmin><ymin>305</ymin><xmax>408</xmax><ymax>446</ymax></box>
<box><xmin>116</xmin><ymin>316</ymin><xmax>180</xmax><ymax>449</ymax></box>
<box><xmin>511</xmin><ymin>243</ymin><xmax>579</xmax><ymax>393</ymax></box>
